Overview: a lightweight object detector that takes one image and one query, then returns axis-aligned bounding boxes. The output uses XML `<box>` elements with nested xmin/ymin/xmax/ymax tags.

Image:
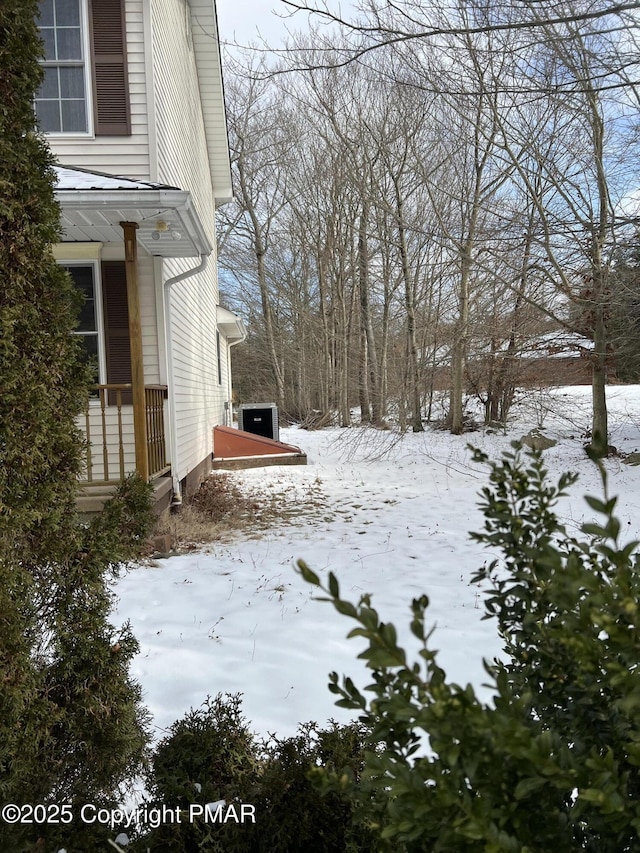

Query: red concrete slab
<box><xmin>213</xmin><ymin>425</ymin><xmax>304</xmax><ymax>459</ymax></box>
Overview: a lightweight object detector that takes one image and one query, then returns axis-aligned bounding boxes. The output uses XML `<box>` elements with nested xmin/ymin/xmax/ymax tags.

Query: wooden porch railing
<box><xmin>81</xmin><ymin>384</ymin><xmax>169</xmax><ymax>484</ymax></box>
<box><xmin>145</xmin><ymin>385</ymin><xmax>169</xmax><ymax>480</ymax></box>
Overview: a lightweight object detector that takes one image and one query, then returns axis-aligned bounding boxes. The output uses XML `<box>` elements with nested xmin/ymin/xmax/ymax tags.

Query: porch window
<box><xmin>61</xmin><ymin>260</ymin><xmax>133</xmax><ymax>402</ymax></box>
<box><xmin>36</xmin><ymin>0</ymin><xmax>91</xmax><ymax>133</ymax></box>
<box><xmin>63</xmin><ymin>261</ymin><xmax>105</xmax><ymax>383</ymax></box>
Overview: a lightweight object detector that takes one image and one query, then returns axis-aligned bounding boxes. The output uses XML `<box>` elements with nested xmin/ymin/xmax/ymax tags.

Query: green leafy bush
<box><xmin>297</xmin><ymin>445</ymin><xmax>640</xmax><ymax>852</ymax></box>
<box><xmin>138</xmin><ymin>694</ymin><xmax>375</xmax><ymax>852</ymax></box>
<box><xmin>250</xmin><ymin>721</ymin><xmax>377</xmax><ymax>852</ymax></box>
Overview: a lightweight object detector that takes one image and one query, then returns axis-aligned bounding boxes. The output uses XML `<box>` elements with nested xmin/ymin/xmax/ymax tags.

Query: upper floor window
<box><xmin>36</xmin><ymin>0</ymin><xmax>91</xmax><ymax>133</ymax></box>
<box><xmin>36</xmin><ymin>0</ymin><xmax>131</xmax><ymax>137</ymax></box>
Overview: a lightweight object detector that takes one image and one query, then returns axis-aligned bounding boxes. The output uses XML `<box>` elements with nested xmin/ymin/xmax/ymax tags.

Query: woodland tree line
<box><xmin>218</xmin><ymin>0</ymin><xmax>640</xmax><ymax>447</ymax></box>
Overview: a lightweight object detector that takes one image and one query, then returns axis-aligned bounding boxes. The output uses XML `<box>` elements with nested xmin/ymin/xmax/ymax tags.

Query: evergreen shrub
<box><xmin>138</xmin><ymin>694</ymin><xmax>374</xmax><ymax>852</ymax></box>
<box><xmin>0</xmin><ymin>4</ymin><xmax>155</xmax><ymax>849</ymax></box>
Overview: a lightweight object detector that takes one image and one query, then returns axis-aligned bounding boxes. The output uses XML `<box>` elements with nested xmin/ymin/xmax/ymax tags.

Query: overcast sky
<box><xmin>216</xmin><ymin>0</ymin><xmax>301</xmax><ymax>48</ymax></box>
<box><xmin>215</xmin><ymin>0</ymin><xmax>353</xmax><ymax>51</ymax></box>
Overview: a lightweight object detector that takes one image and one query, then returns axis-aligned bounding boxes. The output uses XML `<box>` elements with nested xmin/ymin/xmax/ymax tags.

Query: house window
<box><xmin>63</xmin><ymin>261</ymin><xmax>106</xmax><ymax>384</ymax></box>
<box><xmin>36</xmin><ymin>0</ymin><xmax>91</xmax><ymax>133</ymax></box>
<box><xmin>36</xmin><ymin>0</ymin><xmax>131</xmax><ymax>136</ymax></box>
<box><xmin>216</xmin><ymin>330</ymin><xmax>223</xmax><ymax>385</ymax></box>
<box><xmin>62</xmin><ymin>259</ymin><xmax>132</xmax><ymax>402</ymax></box>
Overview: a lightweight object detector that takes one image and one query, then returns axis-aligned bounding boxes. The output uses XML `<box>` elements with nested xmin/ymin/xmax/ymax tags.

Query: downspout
<box><xmin>163</xmin><ymin>253</ymin><xmax>209</xmax><ymax>508</ymax></box>
<box><xmin>226</xmin><ymin>334</ymin><xmax>244</xmax><ymax>426</ymax></box>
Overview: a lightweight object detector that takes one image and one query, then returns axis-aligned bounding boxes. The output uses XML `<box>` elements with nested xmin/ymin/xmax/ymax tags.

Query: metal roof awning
<box><xmin>54</xmin><ymin>166</ymin><xmax>213</xmax><ymax>258</ymax></box>
<box><xmin>217</xmin><ymin>305</ymin><xmax>246</xmax><ymax>343</ymax></box>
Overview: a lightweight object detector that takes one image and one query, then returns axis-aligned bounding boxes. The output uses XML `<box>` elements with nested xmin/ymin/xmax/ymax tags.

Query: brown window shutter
<box><xmin>89</xmin><ymin>0</ymin><xmax>131</xmax><ymax>135</ymax></box>
<box><xmin>102</xmin><ymin>261</ymin><xmax>133</xmax><ymax>404</ymax></box>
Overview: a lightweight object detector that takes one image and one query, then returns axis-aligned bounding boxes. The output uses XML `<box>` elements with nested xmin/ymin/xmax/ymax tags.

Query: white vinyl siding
<box><xmin>138</xmin><ymin>251</ymin><xmax>161</xmax><ymax>383</ymax></box>
<box><xmin>51</xmin><ymin>0</ymin><xmax>231</xmax><ymax>486</ymax></box>
<box><xmin>46</xmin><ymin>0</ymin><xmax>151</xmax><ymax>179</ymax></box>
<box><xmin>151</xmin><ymin>0</ymin><xmax>226</xmax><ymax>481</ymax></box>
<box><xmin>164</xmin><ymin>256</ymin><xmax>225</xmax><ymax>481</ymax></box>
<box><xmin>151</xmin><ymin>0</ymin><xmax>215</xmax><ymax>234</ymax></box>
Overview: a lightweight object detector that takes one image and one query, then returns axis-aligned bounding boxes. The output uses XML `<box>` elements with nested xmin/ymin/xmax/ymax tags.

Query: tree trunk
<box><xmin>394</xmin><ymin>178</ymin><xmax>424</xmax><ymax>432</ymax></box>
<box><xmin>358</xmin><ymin>204</ymin><xmax>383</xmax><ymax>424</ymax></box>
<box><xmin>450</xmin><ymin>241</ymin><xmax>471</xmax><ymax>435</ymax></box>
<box><xmin>591</xmin><ymin>301</ymin><xmax>608</xmax><ymax>454</ymax></box>
<box><xmin>256</xmin><ymin>247</ymin><xmax>286</xmax><ymax>407</ymax></box>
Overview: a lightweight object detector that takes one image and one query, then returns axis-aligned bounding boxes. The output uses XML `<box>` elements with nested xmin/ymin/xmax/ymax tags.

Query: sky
<box><xmin>215</xmin><ymin>0</ymin><xmax>355</xmax><ymax>50</ymax></box>
<box><xmin>216</xmin><ymin>0</ymin><xmax>308</xmax><ymax>48</ymax></box>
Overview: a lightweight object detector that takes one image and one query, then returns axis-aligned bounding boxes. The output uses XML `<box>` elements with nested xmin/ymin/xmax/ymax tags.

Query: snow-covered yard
<box><xmin>112</xmin><ymin>385</ymin><xmax>640</xmax><ymax>742</ymax></box>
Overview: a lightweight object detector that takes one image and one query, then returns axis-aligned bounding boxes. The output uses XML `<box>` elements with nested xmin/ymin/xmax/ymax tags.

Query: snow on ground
<box><xmin>112</xmin><ymin>386</ymin><xmax>640</xmax><ymax>743</ymax></box>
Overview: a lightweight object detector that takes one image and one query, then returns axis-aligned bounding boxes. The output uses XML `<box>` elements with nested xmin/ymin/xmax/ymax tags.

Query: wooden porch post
<box><xmin>120</xmin><ymin>221</ymin><xmax>149</xmax><ymax>481</ymax></box>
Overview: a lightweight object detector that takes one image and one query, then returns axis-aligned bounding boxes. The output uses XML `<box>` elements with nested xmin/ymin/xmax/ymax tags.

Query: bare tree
<box><xmin>458</xmin><ymin>0</ymin><xmax>639</xmax><ymax>450</ymax></box>
<box><xmin>219</xmin><ymin>0</ymin><xmax>639</xmax><ymax>444</ymax></box>
<box><xmin>218</xmin><ymin>59</ymin><xmax>290</xmax><ymax>408</ymax></box>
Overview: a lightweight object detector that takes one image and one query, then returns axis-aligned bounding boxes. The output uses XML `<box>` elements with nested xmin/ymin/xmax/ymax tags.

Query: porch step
<box><xmin>76</xmin><ymin>476</ymin><xmax>173</xmax><ymax>515</ymax></box>
<box><xmin>76</xmin><ymin>485</ymin><xmax>118</xmax><ymax>514</ymax></box>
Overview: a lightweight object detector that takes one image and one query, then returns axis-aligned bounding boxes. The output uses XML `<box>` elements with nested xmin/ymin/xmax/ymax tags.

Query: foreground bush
<box><xmin>297</xmin><ymin>445</ymin><xmax>640</xmax><ymax>852</ymax></box>
<box><xmin>0</xmin><ymin>4</ymin><xmax>154</xmax><ymax>849</ymax></box>
<box><xmin>1</xmin><ymin>476</ymin><xmax>155</xmax><ymax>853</ymax></box>
<box><xmin>137</xmin><ymin>694</ymin><xmax>375</xmax><ymax>852</ymax></box>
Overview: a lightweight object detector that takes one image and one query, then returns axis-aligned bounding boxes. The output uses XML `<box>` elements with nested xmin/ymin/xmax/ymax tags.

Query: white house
<box><xmin>36</xmin><ymin>0</ymin><xmax>245</xmax><ymax>511</ymax></box>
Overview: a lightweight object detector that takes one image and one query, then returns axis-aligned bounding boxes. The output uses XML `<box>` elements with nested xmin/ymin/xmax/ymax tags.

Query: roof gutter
<box><xmin>56</xmin><ymin>187</ymin><xmax>190</xmax><ymax>210</ymax></box>
<box><xmin>55</xmin><ymin>188</ymin><xmax>213</xmax><ymax>258</ymax></box>
<box><xmin>163</xmin><ymin>253</ymin><xmax>209</xmax><ymax>508</ymax></box>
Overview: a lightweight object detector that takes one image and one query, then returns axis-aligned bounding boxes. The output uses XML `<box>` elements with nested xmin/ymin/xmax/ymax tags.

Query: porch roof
<box><xmin>217</xmin><ymin>305</ymin><xmax>246</xmax><ymax>344</ymax></box>
<box><xmin>54</xmin><ymin>166</ymin><xmax>213</xmax><ymax>258</ymax></box>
